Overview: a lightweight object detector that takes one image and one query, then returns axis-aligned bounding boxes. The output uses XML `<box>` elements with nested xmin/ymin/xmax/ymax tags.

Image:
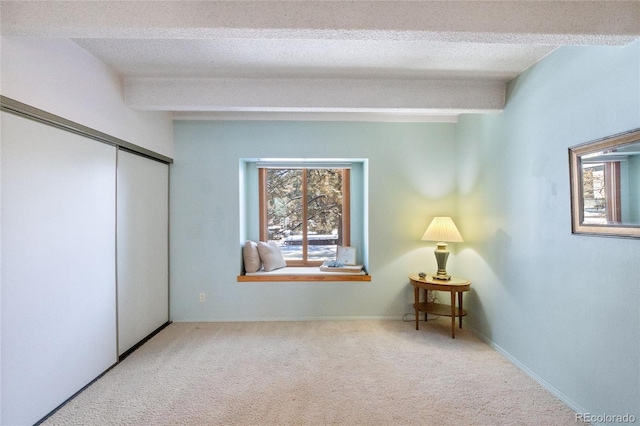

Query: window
<box><xmin>259</xmin><ymin>167</ymin><xmax>350</xmax><ymax>266</ymax></box>
<box><xmin>238</xmin><ymin>157</ymin><xmax>369</xmax><ymax>280</ymax></box>
<box><xmin>581</xmin><ymin>156</ymin><xmax>622</xmax><ymax>225</ymax></box>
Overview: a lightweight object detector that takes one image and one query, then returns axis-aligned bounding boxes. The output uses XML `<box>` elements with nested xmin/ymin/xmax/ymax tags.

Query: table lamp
<box><xmin>421</xmin><ymin>217</ymin><xmax>463</xmax><ymax>281</ymax></box>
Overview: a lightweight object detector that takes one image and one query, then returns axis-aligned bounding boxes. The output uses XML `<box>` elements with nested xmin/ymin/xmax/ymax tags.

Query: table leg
<box><xmin>450</xmin><ymin>291</ymin><xmax>456</xmax><ymax>338</ymax></box>
<box><xmin>458</xmin><ymin>292</ymin><xmax>463</xmax><ymax>329</ymax></box>
<box><xmin>414</xmin><ymin>286</ymin><xmax>419</xmax><ymax>330</ymax></box>
<box><xmin>423</xmin><ymin>289</ymin><xmax>428</xmax><ymax>322</ymax></box>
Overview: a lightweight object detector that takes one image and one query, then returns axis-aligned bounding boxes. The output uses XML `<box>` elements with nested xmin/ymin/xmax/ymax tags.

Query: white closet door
<box><xmin>1</xmin><ymin>112</ymin><xmax>117</xmax><ymax>426</ymax></box>
<box><xmin>117</xmin><ymin>149</ymin><xmax>169</xmax><ymax>356</ymax></box>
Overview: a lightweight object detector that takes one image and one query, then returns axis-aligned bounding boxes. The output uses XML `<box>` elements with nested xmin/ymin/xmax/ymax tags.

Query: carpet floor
<box><xmin>43</xmin><ymin>319</ymin><xmax>581</xmax><ymax>425</ymax></box>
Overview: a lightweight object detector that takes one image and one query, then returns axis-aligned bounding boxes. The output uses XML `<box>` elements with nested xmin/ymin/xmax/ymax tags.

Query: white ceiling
<box><xmin>72</xmin><ymin>38</ymin><xmax>557</xmax><ymax>81</ymax></box>
<box><xmin>2</xmin><ymin>1</ymin><xmax>639</xmax><ymax>122</ymax></box>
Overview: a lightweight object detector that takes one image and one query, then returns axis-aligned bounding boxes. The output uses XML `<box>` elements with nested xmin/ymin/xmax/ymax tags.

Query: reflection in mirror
<box><xmin>569</xmin><ymin>129</ymin><xmax>640</xmax><ymax>238</ymax></box>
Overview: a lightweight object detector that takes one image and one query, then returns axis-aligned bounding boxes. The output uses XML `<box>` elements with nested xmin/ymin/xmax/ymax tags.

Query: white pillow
<box><xmin>242</xmin><ymin>240</ymin><xmax>262</xmax><ymax>273</ymax></box>
<box><xmin>256</xmin><ymin>241</ymin><xmax>287</xmax><ymax>272</ymax></box>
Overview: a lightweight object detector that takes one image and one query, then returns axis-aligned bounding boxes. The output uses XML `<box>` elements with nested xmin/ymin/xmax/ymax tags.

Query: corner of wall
<box><xmin>1</xmin><ymin>37</ymin><xmax>173</xmax><ymax>158</ymax></box>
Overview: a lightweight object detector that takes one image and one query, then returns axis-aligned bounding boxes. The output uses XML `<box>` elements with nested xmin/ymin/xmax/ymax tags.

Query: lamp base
<box><xmin>432</xmin><ymin>273</ymin><xmax>451</xmax><ymax>281</ymax></box>
<box><xmin>433</xmin><ymin>243</ymin><xmax>451</xmax><ymax>281</ymax></box>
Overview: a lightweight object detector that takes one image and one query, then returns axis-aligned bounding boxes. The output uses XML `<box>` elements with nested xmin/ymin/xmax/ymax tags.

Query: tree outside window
<box><xmin>582</xmin><ymin>160</ymin><xmax>621</xmax><ymax>224</ymax></box>
<box><xmin>259</xmin><ymin>168</ymin><xmax>350</xmax><ymax>266</ymax></box>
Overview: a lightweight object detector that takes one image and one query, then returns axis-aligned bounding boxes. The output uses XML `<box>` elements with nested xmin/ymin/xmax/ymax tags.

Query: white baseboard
<box><xmin>462</xmin><ymin>320</ymin><xmax>594</xmax><ymax>422</ymax></box>
<box><xmin>171</xmin><ymin>315</ymin><xmax>404</xmax><ymax>323</ymax></box>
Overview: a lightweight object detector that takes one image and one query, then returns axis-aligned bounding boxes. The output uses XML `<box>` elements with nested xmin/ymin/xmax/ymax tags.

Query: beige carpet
<box><xmin>43</xmin><ymin>319</ymin><xmax>580</xmax><ymax>425</ymax></box>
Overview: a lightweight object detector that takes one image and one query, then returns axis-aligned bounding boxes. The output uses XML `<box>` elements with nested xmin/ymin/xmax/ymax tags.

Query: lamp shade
<box><xmin>421</xmin><ymin>217</ymin><xmax>463</xmax><ymax>243</ymax></box>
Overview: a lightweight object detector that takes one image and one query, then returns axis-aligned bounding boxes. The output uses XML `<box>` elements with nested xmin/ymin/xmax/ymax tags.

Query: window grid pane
<box><xmin>263</xmin><ymin>168</ymin><xmax>344</xmax><ymax>264</ymax></box>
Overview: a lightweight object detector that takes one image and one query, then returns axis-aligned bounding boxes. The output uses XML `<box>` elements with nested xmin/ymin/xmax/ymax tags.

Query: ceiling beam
<box><xmin>172</xmin><ymin>111</ymin><xmax>460</xmax><ymax>123</ymax></box>
<box><xmin>124</xmin><ymin>77</ymin><xmax>505</xmax><ymax>116</ymax></box>
<box><xmin>2</xmin><ymin>1</ymin><xmax>639</xmax><ymax>45</ymax></box>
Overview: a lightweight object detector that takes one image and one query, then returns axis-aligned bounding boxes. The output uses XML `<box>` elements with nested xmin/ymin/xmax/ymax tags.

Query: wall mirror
<box><xmin>569</xmin><ymin>128</ymin><xmax>640</xmax><ymax>238</ymax></box>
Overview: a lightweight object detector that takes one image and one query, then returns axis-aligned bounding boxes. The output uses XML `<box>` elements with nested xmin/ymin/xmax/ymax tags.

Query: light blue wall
<box><xmin>456</xmin><ymin>41</ymin><xmax>640</xmax><ymax>419</ymax></box>
<box><xmin>170</xmin><ymin>42</ymin><xmax>640</xmax><ymax>420</ymax></box>
<box><xmin>170</xmin><ymin>121</ymin><xmax>457</xmax><ymax>321</ymax></box>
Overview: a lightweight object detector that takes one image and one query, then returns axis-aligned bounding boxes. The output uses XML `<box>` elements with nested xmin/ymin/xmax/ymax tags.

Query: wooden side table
<box><xmin>409</xmin><ymin>274</ymin><xmax>471</xmax><ymax>338</ymax></box>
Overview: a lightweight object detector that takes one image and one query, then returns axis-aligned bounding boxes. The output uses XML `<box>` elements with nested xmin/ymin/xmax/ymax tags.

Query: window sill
<box><xmin>237</xmin><ymin>266</ymin><xmax>371</xmax><ymax>282</ymax></box>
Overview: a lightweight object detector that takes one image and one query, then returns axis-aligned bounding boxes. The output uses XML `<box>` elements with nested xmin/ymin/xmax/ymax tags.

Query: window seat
<box><xmin>237</xmin><ymin>266</ymin><xmax>371</xmax><ymax>282</ymax></box>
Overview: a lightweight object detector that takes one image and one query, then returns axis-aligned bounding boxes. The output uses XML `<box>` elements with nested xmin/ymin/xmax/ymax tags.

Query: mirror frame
<box><xmin>569</xmin><ymin>128</ymin><xmax>640</xmax><ymax>238</ymax></box>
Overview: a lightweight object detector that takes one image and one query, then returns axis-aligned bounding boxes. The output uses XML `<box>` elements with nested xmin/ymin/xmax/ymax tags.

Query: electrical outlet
<box><xmin>199</xmin><ymin>293</ymin><xmax>206</xmax><ymax>303</ymax></box>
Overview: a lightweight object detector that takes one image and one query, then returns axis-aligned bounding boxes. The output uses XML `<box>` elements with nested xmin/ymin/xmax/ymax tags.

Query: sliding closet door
<box><xmin>117</xmin><ymin>149</ymin><xmax>169</xmax><ymax>356</ymax></box>
<box><xmin>1</xmin><ymin>112</ymin><xmax>117</xmax><ymax>426</ymax></box>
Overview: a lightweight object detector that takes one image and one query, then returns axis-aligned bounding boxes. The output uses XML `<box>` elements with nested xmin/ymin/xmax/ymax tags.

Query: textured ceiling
<box><xmin>2</xmin><ymin>1</ymin><xmax>639</xmax><ymax>122</ymax></box>
<box><xmin>72</xmin><ymin>38</ymin><xmax>558</xmax><ymax>81</ymax></box>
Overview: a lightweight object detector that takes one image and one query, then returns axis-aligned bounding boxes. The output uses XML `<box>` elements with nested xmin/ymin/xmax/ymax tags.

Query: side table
<box><xmin>409</xmin><ymin>274</ymin><xmax>471</xmax><ymax>338</ymax></box>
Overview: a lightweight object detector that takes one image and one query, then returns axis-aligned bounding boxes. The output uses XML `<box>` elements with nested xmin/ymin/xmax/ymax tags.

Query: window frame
<box><xmin>258</xmin><ymin>167</ymin><xmax>351</xmax><ymax>266</ymax></box>
<box><xmin>569</xmin><ymin>128</ymin><xmax>640</xmax><ymax>238</ymax></box>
